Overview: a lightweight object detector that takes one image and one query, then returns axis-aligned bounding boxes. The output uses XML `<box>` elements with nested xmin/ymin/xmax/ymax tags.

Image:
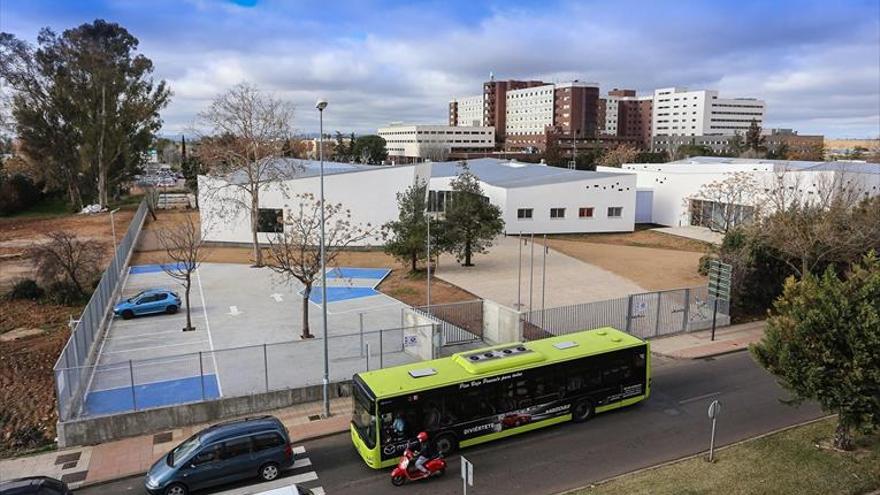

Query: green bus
<box><xmin>350</xmin><ymin>327</ymin><xmax>651</xmax><ymax>468</ymax></box>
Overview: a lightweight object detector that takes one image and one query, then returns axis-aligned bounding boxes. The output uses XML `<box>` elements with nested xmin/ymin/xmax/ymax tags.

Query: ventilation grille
<box><xmin>462</xmin><ymin>344</ymin><xmax>532</xmax><ymax>363</ymax></box>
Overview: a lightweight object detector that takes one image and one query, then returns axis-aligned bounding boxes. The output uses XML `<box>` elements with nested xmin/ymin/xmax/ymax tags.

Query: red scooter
<box><xmin>390</xmin><ymin>447</ymin><xmax>447</xmax><ymax>486</ymax></box>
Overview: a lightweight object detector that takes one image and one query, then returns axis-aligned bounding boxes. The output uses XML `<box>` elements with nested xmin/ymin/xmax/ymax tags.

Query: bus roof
<box><xmin>356</xmin><ymin>327</ymin><xmax>646</xmax><ymax>399</ymax></box>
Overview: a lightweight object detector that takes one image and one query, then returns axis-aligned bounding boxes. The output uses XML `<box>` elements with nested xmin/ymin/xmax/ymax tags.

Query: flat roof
<box><xmin>357</xmin><ymin>327</ymin><xmax>645</xmax><ymax>399</ymax></box>
<box><xmin>430</xmin><ymin>158</ymin><xmax>629</xmax><ymax>188</ymax></box>
<box><xmin>627</xmin><ymin>156</ymin><xmax>880</xmax><ymax>175</ymax></box>
<box><xmin>220</xmin><ymin>158</ymin><xmax>382</xmax><ymax>184</ymax></box>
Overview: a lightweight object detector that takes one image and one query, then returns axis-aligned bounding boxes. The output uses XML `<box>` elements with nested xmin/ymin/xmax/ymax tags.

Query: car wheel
<box><xmin>164</xmin><ymin>483</ymin><xmax>188</xmax><ymax>495</ymax></box>
<box><xmin>435</xmin><ymin>433</ymin><xmax>458</xmax><ymax>456</ymax></box>
<box><xmin>259</xmin><ymin>462</ymin><xmax>280</xmax><ymax>481</ymax></box>
<box><xmin>122</xmin><ymin>310</ymin><xmax>134</xmax><ymax>320</ymax></box>
<box><xmin>165</xmin><ymin>305</ymin><xmax>178</xmax><ymax>314</ymax></box>
<box><xmin>572</xmin><ymin>400</ymin><xmax>594</xmax><ymax>423</ymax></box>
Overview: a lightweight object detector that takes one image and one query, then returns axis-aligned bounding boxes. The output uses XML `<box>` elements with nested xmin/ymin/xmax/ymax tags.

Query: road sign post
<box><xmin>707</xmin><ymin>260</ymin><xmax>732</xmax><ymax>341</ymax></box>
<box><xmin>707</xmin><ymin>400</ymin><xmax>721</xmax><ymax>462</ymax></box>
<box><xmin>461</xmin><ymin>456</ymin><xmax>473</xmax><ymax>494</ymax></box>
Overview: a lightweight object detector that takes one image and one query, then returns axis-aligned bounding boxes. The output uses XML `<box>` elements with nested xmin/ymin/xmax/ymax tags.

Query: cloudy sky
<box><xmin>2</xmin><ymin>0</ymin><xmax>878</xmax><ymax>138</ymax></box>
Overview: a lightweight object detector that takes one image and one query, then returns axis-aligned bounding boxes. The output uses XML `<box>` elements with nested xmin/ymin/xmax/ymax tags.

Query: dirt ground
<box><xmin>542</xmin><ymin>237</ymin><xmax>708</xmax><ymax>291</ymax></box>
<box><xmin>0</xmin><ymin>300</ymin><xmax>83</xmax><ymax>457</ymax></box>
<box><xmin>546</xmin><ymin>226</ymin><xmax>711</xmax><ymax>253</ymax></box>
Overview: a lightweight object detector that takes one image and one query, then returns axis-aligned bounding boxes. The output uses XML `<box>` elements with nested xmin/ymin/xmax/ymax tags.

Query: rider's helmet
<box><xmin>417</xmin><ymin>431</ymin><xmax>429</xmax><ymax>442</ymax></box>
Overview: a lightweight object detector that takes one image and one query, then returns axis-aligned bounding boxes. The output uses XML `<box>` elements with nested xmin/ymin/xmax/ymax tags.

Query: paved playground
<box><xmin>80</xmin><ymin>263</ymin><xmax>419</xmax><ymax>417</ymax></box>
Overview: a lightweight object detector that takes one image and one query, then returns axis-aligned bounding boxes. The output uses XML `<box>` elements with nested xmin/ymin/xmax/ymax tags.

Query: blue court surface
<box><xmin>327</xmin><ymin>267</ymin><xmax>390</xmax><ymax>280</ymax></box>
<box><xmin>129</xmin><ymin>262</ymin><xmax>188</xmax><ymax>275</ymax></box>
<box><xmin>308</xmin><ymin>286</ymin><xmax>379</xmax><ymax>303</ymax></box>
<box><xmin>84</xmin><ymin>374</ymin><xmax>221</xmax><ymax>416</ymax></box>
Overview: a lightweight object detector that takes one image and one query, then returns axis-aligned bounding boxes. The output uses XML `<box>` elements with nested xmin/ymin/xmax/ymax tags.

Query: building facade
<box><xmin>450</xmin><ymin>94</ymin><xmax>485</xmax><ymax>127</ymax></box>
<box><xmin>652</xmin><ymin>87</ymin><xmax>765</xmax><ymax>138</ymax></box>
<box><xmin>378</xmin><ymin>124</ymin><xmax>495</xmax><ymax>162</ymax></box>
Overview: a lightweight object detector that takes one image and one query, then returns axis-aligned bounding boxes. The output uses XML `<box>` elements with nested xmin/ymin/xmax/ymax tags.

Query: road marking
<box><xmin>293</xmin><ymin>446</ymin><xmax>306</xmax><ymax>455</ymax></box>
<box><xmin>288</xmin><ymin>472</ymin><xmax>318</xmax><ymax>484</ymax></box>
<box><xmin>271</xmin><ymin>293</ymin><xmax>284</xmax><ymax>302</ymax></box>
<box><xmin>311</xmin><ymin>488</ymin><xmax>325</xmax><ymax>495</ymax></box>
<box><xmin>228</xmin><ymin>305</ymin><xmax>242</xmax><ymax>316</ymax></box>
<box><xmin>292</xmin><ymin>458</ymin><xmax>312</xmax><ymax>469</ymax></box>
<box><xmin>197</xmin><ymin>268</ymin><xmax>224</xmax><ymax>397</ymax></box>
<box><xmin>679</xmin><ymin>391</ymin><xmax>720</xmax><ymax>405</ymax></box>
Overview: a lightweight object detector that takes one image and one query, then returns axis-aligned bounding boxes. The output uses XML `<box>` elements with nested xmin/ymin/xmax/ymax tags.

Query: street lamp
<box><xmin>315</xmin><ymin>98</ymin><xmax>331</xmax><ymax>418</ymax></box>
<box><xmin>109</xmin><ymin>208</ymin><xmax>121</xmax><ymax>276</ymax></box>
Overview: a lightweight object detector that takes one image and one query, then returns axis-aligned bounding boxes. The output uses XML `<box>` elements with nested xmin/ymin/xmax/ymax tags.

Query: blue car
<box><xmin>114</xmin><ymin>289</ymin><xmax>181</xmax><ymax>319</ymax></box>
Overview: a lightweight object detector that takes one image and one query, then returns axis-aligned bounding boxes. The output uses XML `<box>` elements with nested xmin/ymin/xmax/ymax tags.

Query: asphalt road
<box><xmin>76</xmin><ymin>351</ymin><xmax>823</xmax><ymax>495</ymax></box>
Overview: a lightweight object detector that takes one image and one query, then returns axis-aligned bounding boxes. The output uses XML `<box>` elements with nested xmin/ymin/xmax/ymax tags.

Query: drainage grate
<box><xmin>54</xmin><ymin>452</ymin><xmax>81</xmax><ymax>465</ymax></box>
<box><xmin>62</xmin><ymin>461</ymin><xmax>77</xmax><ymax>470</ymax></box>
<box><xmin>60</xmin><ymin>471</ymin><xmax>88</xmax><ymax>484</ymax></box>
<box><xmin>153</xmin><ymin>432</ymin><xmax>173</xmax><ymax>445</ymax></box>
<box><xmin>308</xmin><ymin>415</ymin><xmax>321</xmax><ymax>421</ymax></box>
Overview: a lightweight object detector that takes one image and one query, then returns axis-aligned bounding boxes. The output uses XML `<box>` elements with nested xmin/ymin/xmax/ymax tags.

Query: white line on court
<box><xmin>106</xmin><ymin>328</ymin><xmax>198</xmax><ymax>340</ymax></box>
<box><xmin>101</xmin><ymin>341</ymin><xmax>205</xmax><ymax>354</ymax></box>
<box><xmin>197</xmin><ymin>267</ymin><xmax>224</xmax><ymax>397</ymax></box>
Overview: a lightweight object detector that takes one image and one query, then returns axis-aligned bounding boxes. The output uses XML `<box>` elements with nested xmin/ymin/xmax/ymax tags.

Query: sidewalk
<box><xmin>0</xmin><ymin>397</ymin><xmax>353</xmax><ymax>490</ymax></box>
<box><xmin>649</xmin><ymin>320</ymin><xmax>765</xmax><ymax>359</ymax></box>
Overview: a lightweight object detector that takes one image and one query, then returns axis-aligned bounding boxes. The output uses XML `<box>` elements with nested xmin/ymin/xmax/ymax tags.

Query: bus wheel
<box><xmin>435</xmin><ymin>433</ymin><xmax>458</xmax><ymax>456</ymax></box>
<box><xmin>572</xmin><ymin>400</ymin><xmax>594</xmax><ymax>423</ymax></box>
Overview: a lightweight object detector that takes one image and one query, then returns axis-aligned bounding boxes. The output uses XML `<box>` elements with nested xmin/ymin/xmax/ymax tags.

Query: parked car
<box><xmin>0</xmin><ymin>476</ymin><xmax>72</xmax><ymax>495</ymax></box>
<box><xmin>114</xmin><ymin>289</ymin><xmax>181</xmax><ymax>319</ymax></box>
<box><xmin>144</xmin><ymin>416</ymin><xmax>295</xmax><ymax>495</ymax></box>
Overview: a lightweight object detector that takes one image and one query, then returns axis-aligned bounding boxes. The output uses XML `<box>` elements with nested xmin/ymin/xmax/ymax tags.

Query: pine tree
<box><xmin>383</xmin><ymin>181</ymin><xmax>430</xmax><ymax>272</ymax></box>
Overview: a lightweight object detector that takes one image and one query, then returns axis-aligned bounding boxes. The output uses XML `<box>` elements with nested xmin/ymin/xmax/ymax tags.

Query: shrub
<box><xmin>0</xmin><ymin>173</ymin><xmax>43</xmax><ymax>215</ymax></box>
<box><xmin>6</xmin><ymin>279</ymin><xmax>44</xmax><ymax>300</ymax></box>
<box><xmin>27</xmin><ymin>231</ymin><xmax>105</xmax><ymax>298</ymax></box>
<box><xmin>45</xmin><ymin>281</ymin><xmax>86</xmax><ymax>305</ymax></box>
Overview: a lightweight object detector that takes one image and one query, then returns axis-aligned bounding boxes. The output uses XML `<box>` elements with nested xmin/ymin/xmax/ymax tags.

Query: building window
<box><xmin>517</xmin><ymin>208</ymin><xmax>533</xmax><ymax>220</ymax></box>
<box><xmin>427</xmin><ymin>190</ymin><xmax>452</xmax><ymax>213</ymax></box>
<box><xmin>550</xmin><ymin>208</ymin><xmax>566</xmax><ymax>219</ymax></box>
<box><xmin>607</xmin><ymin>207</ymin><xmax>623</xmax><ymax>218</ymax></box>
<box><xmin>578</xmin><ymin>207</ymin><xmax>594</xmax><ymax>218</ymax></box>
<box><xmin>257</xmin><ymin>208</ymin><xmax>283</xmax><ymax>233</ymax></box>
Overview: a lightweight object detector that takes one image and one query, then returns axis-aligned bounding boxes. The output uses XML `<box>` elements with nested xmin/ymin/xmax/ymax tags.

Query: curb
<box><xmin>555</xmin><ymin>414</ymin><xmax>834</xmax><ymax>495</ymax></box>
<box><xmin>652</xmin><ymin>345</ymin><xmax>749</xmax><ymax>360</ymax></box>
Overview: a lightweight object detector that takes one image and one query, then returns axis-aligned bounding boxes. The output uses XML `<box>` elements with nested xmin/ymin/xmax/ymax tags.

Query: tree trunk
<box><xmin>833</xmin><ymin>420</ymin><xmax>854</xmax><ymax>451</ymax></box>
<box><xmin>411</xmin><ymin>252</ymin><xmax>417</xmax><ymax>272</ymax></box>
<box><xmin>301</xmin><ymin>284</ymin><xmax>313</xmax><ymax>339</ymax></box>
<box><xmin>464</xmin><ymin>240</ymin><xmax>473</xmax><ymax>267</ymax></box>
<box><xmin>97</xmin><ymin>85</ymin><xmax>108</xmax><ymax>208</ymax></box>
<box><xmin>251</xmin><ymin>191</ymin><xmax>263</xmax><ymax>267</ymax></box>
<box><xmin>67</xmin><ymin>182</ymin><xmax>83</xmax><ymax>212</ymax></box>
<box><xmin>184</xmin><ymin>275</ymin><xmax>193</xmax><ymax>331</ymax></box>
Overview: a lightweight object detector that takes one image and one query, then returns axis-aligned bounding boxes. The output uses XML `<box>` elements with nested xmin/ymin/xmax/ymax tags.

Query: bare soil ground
<box><xmin>0</xmin><ymin>300</ymin><xmax>83</xmax><ymax>457</ymax></box>
<box><xmin>542</xmin><ymin>235</ymin><xmax>709</xmax><ymax>291</ymax></box>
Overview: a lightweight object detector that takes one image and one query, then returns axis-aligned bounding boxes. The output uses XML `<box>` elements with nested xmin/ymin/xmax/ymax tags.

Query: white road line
<box><xmin>197</xmin><ymin>268</ymin><xmax>224</xmax><ymax>397</ymax></box>
<box><xmin>292</xmin><ymin>458</ymin><xmax>312</xmax><ymax>469</ymax></box>
<box><xmin>311</xmin><ymin>488</ymin><xmax>325</xmax><ymax>495</ymax></box>
<box><xmin>101</xmin><ymin>341</ymin><xmax>204</xmax><ymax>354</ymax></box>
<box><xmin>288</xmin><ymin>472</ymin><xmax>318</xmax><ymax>484</ymax></box>
<box><xmin>292</xmin><ymin>446</ymin><xmax>306</xmax><ymax>455</ymax></box>
<box><xmin>679</xmin><ymin>391</ymin><xmax>721</xmax><ymax>405</ymax></box>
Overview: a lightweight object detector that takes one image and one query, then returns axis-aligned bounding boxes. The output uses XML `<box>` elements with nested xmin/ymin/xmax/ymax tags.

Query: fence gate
<box><xmin>656</xmin><ymin>289</ymin><xmax>689</xmax><ymax>337</ymax></box>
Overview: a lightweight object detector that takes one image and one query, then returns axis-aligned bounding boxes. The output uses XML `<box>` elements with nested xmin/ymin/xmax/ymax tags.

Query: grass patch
<box><xmin>571</xmin><ymin>417</ymin><xmax>880</xmax><ymax>495</ymax></box>
<box><xmin>3</xmin><ymin>196</ymin><xmax>71</xmax><ymax>219</ymax></box>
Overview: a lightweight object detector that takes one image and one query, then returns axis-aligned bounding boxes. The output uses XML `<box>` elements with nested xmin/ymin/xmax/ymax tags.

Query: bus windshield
<box><xmin>352</xmin><ymin>384</ymin><xmax>377</xmax><ymax>449</ymax></box>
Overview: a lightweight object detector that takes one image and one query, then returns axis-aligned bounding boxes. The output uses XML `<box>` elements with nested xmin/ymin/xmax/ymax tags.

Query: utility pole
<box><xmin>541</xmin><ymin>234</ymin><xmax>548</xmax><ymax>327</ymax></box>
<box><xmin>528</xmin><ymin>232</ymin><xmax>535</xmax><ymax>314</ymax></box>
<box><xmin>517</xmin><ymin>231</ymin><xmax>523</xmax><ymax>310</ymax></box>
<box><xmin>316</xmin><ymin>99</ymin><xmax>330</xmax><ymax>418</ymax></box>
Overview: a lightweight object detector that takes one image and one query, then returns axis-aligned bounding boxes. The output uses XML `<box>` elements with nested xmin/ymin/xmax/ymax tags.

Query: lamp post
<box><xmin>316</xmin><ymin>99</ymin><xmax>330</xmax><ymax>418</ymax></box>
<box><xmin>109</xmin><ymin>208</ymin><xmax>120</xmax><ymax>276</ymax></box>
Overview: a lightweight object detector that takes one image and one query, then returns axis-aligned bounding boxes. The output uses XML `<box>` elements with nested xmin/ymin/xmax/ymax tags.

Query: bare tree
<box><xmin>27</xmin><ymin>231</ymin><xmax>105</xmax><ymax>298</ymax></box>
<box><xmin>157</xmin><ymin>214</ymin><xmax>209</xmax><ymax>331</ymax></box>
<box><xmin>598</xmin><ymin>144</ymin><xmax>639</xmax><ymax>168</ymax></box>
<box><xmin>421</xmin><ymin>143</ymin><xmax>450</xmax><ymax>162</ymax></box>
<box><xmin>689</xmin><ymin>171</ymin><xmax>763</xmax><ymax>233</ymax></box>
<box><xmin>265</xmin><ymin>193</ymin><xmax>372</xmax><ymax>339</ymax></box>
<box><xmin>197</xmin><ymin>83</ymin><xmax>296</xmax><ymax>267</ymax></box>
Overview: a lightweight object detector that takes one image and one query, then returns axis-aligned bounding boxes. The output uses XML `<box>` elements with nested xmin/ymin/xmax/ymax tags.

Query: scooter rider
<box><xmin>413</xmin><ymin>431</ymin><xmax>437</xmax><ymax>476</ymax></box>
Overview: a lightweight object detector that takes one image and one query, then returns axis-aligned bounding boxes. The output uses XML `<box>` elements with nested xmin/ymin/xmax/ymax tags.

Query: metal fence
<box><xmin>53</xmin><ymin>201</ymin><xmax>149</xmax><ymax>421</ymax></box>
<box><xmin>522</xmin><ymin>286</ymin><xmax>729</xmax><ymax>341</ymax></box>
<box><xmin>413</xmin><ymin>300</ymin><xmax>484</xmax><ymax>346</ymax></box>
<box><xmin>54</xmin><ymin>325</ymin><xmax>432</xmax><ymax>419</ymax></box>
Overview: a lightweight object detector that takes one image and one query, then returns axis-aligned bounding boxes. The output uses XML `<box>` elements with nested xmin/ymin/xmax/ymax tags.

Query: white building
<box><xmin>378</xmin><ymin>124</ymin><xmax>495</xmax><ymax>161</ymax></box>
<box><xmin>603</xmin><ymin>96</ymin><xmax>620</xmax><ymax>135</ymax></box>
<box><xmin>430</xmin><ymin>158</ymin><xmax>636</xmax><ymax>234</ymax></box>
<box><xmin>652</xmin><ymin>87</ymin><xmax>765</xmax><ymax>138</ymax></box>
<box><xmin>199</xmin><ymin>159</ymin><xmax>431</xmax><ymax>246</ymax></box>
<box><xmin>455</xmin><ymin>95</ymin><xmax>485</xmax><ymax>126</ymax></box>
<box><xmin>505</xmin><ymin>84</ymin><xmax>556</xmax><ymax>136</ymax></box>
<box><xmin>610</xmin><ymin>156</ymin><xmax>880</xmax><ymax>229</ymax></box>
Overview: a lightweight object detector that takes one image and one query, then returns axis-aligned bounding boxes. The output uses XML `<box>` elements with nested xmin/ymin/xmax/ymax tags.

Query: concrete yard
<box><xmin>434</xmin><ymin>236</ymin><xmax>645</xmax><ymax>310</ymax></box>
<box><xmin>79</xmin><ymin>262</ymin><xmax>420</xmax><ymax>417</ymax></box>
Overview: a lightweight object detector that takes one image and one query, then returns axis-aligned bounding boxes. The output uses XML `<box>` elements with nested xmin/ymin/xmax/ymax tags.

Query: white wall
<box><xmin>199</xmin><ymin>166</ymin><xmax>422</xmax><ymax>246</ymax></box>
<box><xmin>378</xmin><ymin>124</ymin><xmax>495</xmax><ymax>158</ymax></box>
<box><xmin>457</xmin><ymin>95</ymin><xmax>485</xmax><ymax>126</ymax></box>
<box><xmin>652</xmin><ymin>87</ymin><xmax>765</xmax><ymax>138</ymax></box>
<box><xmin>505</xmin><ymin>84</ymin><xmax>555</xmax><ymax>136</ymax></box>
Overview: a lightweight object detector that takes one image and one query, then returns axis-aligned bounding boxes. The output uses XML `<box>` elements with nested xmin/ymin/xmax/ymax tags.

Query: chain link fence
<box><xmin>56</xmin><ymin>325</ymin><xmax>433</xmax><ymax>419</ymax></box>
<box><xmin>53</xmin><ymin>201</ymin><xmax>149</xmax><ymax>421</ymax></box>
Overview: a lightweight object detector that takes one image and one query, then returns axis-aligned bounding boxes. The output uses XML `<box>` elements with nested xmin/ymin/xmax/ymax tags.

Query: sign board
<box><xmin>708</xmin><ymin>399</ymin><xmax>721</xmax><ymax>419</ymax></box>
<box><xmin>461</xmin><ymin>456</ymin><xmax>473</xmax><ymax>487</ymax></box>
<box><xmin>403</xmin><ymin>335</ymin><xmax>418</xmax><ymax>347</ymax></box>
<box><xmin>707</xmin><ymin>260</ymin><xmax>732</xmax><ymax>301</ymax></box>
<box><xmin>635</xmin><ymin>300</ymin><xmax>649</xmax><ymax>315</ymax></box>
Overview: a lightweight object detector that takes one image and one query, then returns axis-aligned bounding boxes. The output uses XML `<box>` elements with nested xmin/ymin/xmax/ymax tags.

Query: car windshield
<box><xmin>352</xmin><ymin>384</ymin><xmax>377</xmax><ymax>449</ymax></box>
<box><xmin>128</xmin><ymin>290</ymin><xmax>149</xmax><ymax>303</ymax></box>
<box><xmin>168</xmin><ymin>434</ymin><xmax>201</xmax><ymax>467</ymax></box>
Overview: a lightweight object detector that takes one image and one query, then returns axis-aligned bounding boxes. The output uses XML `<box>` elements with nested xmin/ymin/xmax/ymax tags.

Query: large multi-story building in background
<box><xmin>598</xmin><ymin>89</ymin><xmax>653</xmax><ymax>149</ymax></box>
<box><xmin>651</xmin><ymin>87</ymin><xmax>765</xmax><ymax>138</ymax></box>
<box><xmin>378</xmin><ymin>123</ymin><xmax>495</xmax><ymax>162</ymax></box>
<box><xmin>449</xmin><ymin>94</ymin><xmax>485</xmax><ymax>127</ymax></box>
<box><xmin>482</xmin><ymin>78</ymin><xmax>547</xmax><ymax>144</ymax></box>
